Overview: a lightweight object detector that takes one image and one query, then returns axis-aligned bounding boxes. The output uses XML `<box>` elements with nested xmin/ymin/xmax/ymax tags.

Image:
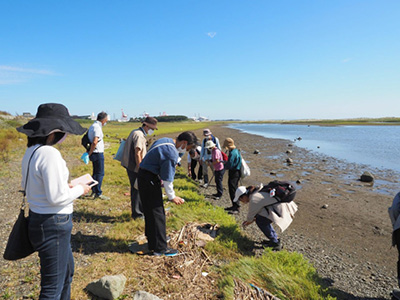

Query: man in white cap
<box><xmin>199</xmin><ymin>128</ymin><xmax>221</xmax><ymax>187</ymax></box>
<box><xmin>121</xmin><ymin>116</ymin><xmax>158</xmax><ymax>219</ymax></box>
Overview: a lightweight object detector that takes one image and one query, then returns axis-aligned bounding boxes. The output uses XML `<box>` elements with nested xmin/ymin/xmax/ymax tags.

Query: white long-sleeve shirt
<box><xmin>21</xmin><ymin>145</ymin><xmax>84</xmax><ymax>214</ymax></box>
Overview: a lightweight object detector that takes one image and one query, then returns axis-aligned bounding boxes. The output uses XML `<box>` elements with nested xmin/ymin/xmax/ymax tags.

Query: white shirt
<box><xmin>88</xmin><ymin>120</ymin><xmax>104</xmax><ymax>153</ymax></box>
<box><xmin>21</xmin><ymin>145</ymin><xmax>84</xmax><ymax>214</ymax></box>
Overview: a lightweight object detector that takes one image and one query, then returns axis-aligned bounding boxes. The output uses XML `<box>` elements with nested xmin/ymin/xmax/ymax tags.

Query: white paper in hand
<box><xmin>71</xmin><ymin>174</ymin><xmax>98</xmax><ymax>188</ymax></box>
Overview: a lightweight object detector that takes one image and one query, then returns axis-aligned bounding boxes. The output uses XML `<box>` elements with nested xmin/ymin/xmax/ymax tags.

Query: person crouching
<box><xmin>234</xmin><ymin>185</ymin><xmax>298</xmax><ymax>251</ymax></box>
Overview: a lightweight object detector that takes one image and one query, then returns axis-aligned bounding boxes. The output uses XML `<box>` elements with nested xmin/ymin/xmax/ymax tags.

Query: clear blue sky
<box><xmin>1</xmin><ymin>1</ymin><xmax>399</xmax><ymax>120</ymax></box>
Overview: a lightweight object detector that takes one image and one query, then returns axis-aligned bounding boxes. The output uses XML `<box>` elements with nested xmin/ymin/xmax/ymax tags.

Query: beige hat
<box><xmin>205</xmin><ymin>140</ymin><xmax>216</xmax><ymax>149</ymax></box>
<box><xmin>223</xmin><ymin>138</ymin><xmax>236</xmax><ymax>150</ymax></box>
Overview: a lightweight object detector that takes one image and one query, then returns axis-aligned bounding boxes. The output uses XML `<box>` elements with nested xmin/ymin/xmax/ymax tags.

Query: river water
<box><xmin>228</xmin><ymin>123</ymin><xmax>400</xmax><ymax>174</ymax></box>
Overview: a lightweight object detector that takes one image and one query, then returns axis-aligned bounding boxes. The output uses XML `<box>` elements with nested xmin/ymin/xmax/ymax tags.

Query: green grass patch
<box><xmin>219</xmin><ymin>249</ymin><xmax>336</xmax><ymax>300</ymax></box>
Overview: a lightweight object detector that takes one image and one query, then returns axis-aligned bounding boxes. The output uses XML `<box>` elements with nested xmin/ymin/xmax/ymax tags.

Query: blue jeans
<box><xmin>255</xmin><ymin>214</ymin><xmax>278</xmax><ymax>243</ymax></box>
<box><xmin>90</xmin><ymin>152</ymin><xmax>104</xmax><ymax>196</ymax></box>
<box><xmin>28</xmin><ymin>211</ymin><xmax>74</xmax><ymax>300</ymax></box>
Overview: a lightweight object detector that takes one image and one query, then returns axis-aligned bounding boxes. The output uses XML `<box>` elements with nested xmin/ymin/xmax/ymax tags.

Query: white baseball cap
<box><xmin>233</xmin><ymin>186</ymin><xmax>247</xmax><ymax>202</ymax></box>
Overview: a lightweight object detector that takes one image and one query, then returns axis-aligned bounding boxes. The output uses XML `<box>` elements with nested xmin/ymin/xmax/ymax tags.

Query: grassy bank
<box><xmin>1</xmin><ymin>121</ymin><xmax>335</xmax><ymax>299</ymax></box>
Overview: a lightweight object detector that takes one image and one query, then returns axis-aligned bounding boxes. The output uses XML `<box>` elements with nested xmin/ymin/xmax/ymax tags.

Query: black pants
<box><xmin>190</xmin><ymin>160</ymin><xmax>203</xmax><ymax>181</ymax></box>
<box><xmin>138</xmin><ymin>168</ymin><xmax>167</xmax><ymax>253</ymax></box>
<box><xmin>228</xmin><ymin>169</ymin><xmax>241</xmax><ymax>209</ymax></box>
<box><xmin>214</xmin><ymin>169</ymin><xmax>225</xmax><ymax>197</ymax></box>
<box><xmin>395</xmin><ymin>229</ymin><xmax>400</xmax><ymax>286</ymax></box>
<box><xmin>126</xmin><ymin>169</ymin><xmax>143</xmax><ymax>219</ymax></box>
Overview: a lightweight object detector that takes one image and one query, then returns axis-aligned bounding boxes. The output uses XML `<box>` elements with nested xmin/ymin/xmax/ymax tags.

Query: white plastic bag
<box><xmin>113</xmin><ymin>140</ymin><xmax>126</xmax><ymax>162</ymax></box>
<box><xmin>240</xmin><ymin>153</ymin><xmax>250</xmax><ymax>178</ymax></box>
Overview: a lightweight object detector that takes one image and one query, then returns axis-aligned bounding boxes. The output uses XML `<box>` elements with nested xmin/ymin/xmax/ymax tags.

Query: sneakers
<box><xmin>153</xmin><ymin>248</ymin><xmax>179</xmax><ymax>257</ymax></box>
<box><xmin>228</xmin><ymin>209</ymin><xmax>239</xmax><ymax>215</ymax></box>
<box><xmin>94</xmin><ymin>194</ymin><xmax>110</xmax><ymax>200</ymax></box>
<box><xmin>262</xmin><ymin>239</ymin><xmax>282</xmax><ymax>251</ymax></box>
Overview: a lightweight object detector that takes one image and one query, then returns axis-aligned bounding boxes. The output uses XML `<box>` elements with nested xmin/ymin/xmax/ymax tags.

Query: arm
<box><xmin>134</xmin><ymin>147</ymin><xmax>143</xmax><ymax>172</ymax></box>
<box><xmin>163</xmin><ymin>180</ymin><xmax>184</xmax><ymax>205</ymax></box>
<box><xmin>88</xmin><ymin>136</ymin><xmax>99</xmax><ymax>156</ymax></box>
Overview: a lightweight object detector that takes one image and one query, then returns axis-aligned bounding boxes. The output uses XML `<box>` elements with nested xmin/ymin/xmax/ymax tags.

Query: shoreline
<box><xmin>199</xmin><ymin>124</ymin><xmax>398</xmax><ymax>299</ymax></box>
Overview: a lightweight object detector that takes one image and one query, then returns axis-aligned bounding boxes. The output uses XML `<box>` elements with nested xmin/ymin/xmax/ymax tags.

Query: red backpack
<box><xmin>221</xmin><ymin>151</ymin><xmax>228</xmax><ymax>162</ymax></box>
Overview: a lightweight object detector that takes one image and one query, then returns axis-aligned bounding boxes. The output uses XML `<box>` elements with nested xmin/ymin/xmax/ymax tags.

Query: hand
<box><xmin>242</xmin><ymin>221</ymin><xmax>252</xmax><ymax>228</ymax></box>
<box><xmin>171</xmin><ymin>196</ymin><xmax>185</xmax><ymax>205</ymax></box>
<box><xmin>80</xmin><ymin>184</ymin><xmax>91</xmax><ymax>195</ymax></box>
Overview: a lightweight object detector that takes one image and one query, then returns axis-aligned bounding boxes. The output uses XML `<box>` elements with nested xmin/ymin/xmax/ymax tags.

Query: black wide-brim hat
<box><xmin>17</xmin><ymin>103</ymin><xmax>87</xmax><ymax>137</ymax></box>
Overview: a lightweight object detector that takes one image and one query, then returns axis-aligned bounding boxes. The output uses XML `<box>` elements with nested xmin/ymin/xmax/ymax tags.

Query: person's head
<box><xmin>17</xmin><ymin>103</ymin><xmax>86</xmax><ymax>147</ymax></box>
<box><xmin>205</xmin><ymin>140</ymin><xmax>216</xmax><ymax>150</ymax></box>
<box><xmin>97</xmin><ymin>112</ymin><xmax>108</xmax><ymax>125</ymax></box>
<box><xmin>223</xmin><ymin>138</ymin><xmax>236</xmax><ymax>150</ymax></box>
<box><xmin>203</xmin><ymin>128</ymin><xmax>212</xmax><ymax>137</ymax></box>
<box><xmin>176</xmin><ymin>131</ymin><xmax>198</xmax><ymax>153</ymax></box>
<box><xmin>142</xmin><ymin>116</ymin><xmax>158</xmax><ymax>135</ymax></box>
<box><xmin>233</xmin><ymin>186</ymin><xmax>249</xmax><ymax>204</ymax></box>
<box><xmin>189</xmin><ymin>149</ymin><xmax>196</xmax><ymax>157</ymax></box>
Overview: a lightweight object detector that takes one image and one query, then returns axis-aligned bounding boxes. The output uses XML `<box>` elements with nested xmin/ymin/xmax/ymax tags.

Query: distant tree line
<box><xmin>132</xmin><ymin>115</ymin><xmax>189</xmax><ymax>122</ymax></box>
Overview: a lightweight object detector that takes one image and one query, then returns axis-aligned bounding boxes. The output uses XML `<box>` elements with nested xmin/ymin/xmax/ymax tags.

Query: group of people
<box><xmin>17</xmin><ymin>103</ymin><xmax>299</xmax><ymax>299</ymax></box>
<box><xmin>187</xmin><ymin>129</ymin><xmax>242</xmax><ymax>214</ymax></box>
<box><xmin>16</xmin><ymin>103</ymin><xmax>199</xmax><ymax>299</ymax></box>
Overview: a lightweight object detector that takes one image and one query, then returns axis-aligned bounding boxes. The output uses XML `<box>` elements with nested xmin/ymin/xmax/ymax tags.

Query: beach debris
<box><xmin>286</xmin><ymin>150</ymin><xmax>293</xmax><ymax>154</ymax></box>
<box><xmin>286</xmin><ymin>158</ymin><xmax>293</xmax><ymax>165</ymax></box>
<box><xmin>133</xmin><ymin>291</ymin><xmax>163</xmax><ymax>300</ymax></box>
<box><xmin>322</xmin><ymin>204</ymin><xmax>329</xmax><ymax>209</ymax></box>
<box><xmin>288</xmin><ymin>143</ymin><xmax>293</xmax><ymax>147</ymax></box>
<box><xmin>270</xmin><ymin>171</ymin><xmax>277</xmax><ymax>176</ymax></box>
<box><xmin>296</xmin><ymin>179</ymin><xmax>302</xmax><ymax>184</ymax></box>
<box><xmin>233</xmin><ymin>278</ymin><xmax>281</xmax><ymax>300</ymax></box>
<box><xmin>86</xmin><ymin>274</ymin><xmax>127</xmax><ymax>300</ymax></box>
<box><xmin>297</xmin><ymin>137</ymin><xmax>302</xmax><ymax>141</ymax></box>
<box><xmin>360</xmin><ymin>171</ymin><xmax>374</xmax><ymax>183</ymax></box>
<box><xmin>254</xmin><ymin>149</ymin><xmax>260</xmax><ymax>154</ymax></box>
<box><xmin>317</xmin><ymin>146</ymin><xmax>320</xmax><ymax>148</ymax></box>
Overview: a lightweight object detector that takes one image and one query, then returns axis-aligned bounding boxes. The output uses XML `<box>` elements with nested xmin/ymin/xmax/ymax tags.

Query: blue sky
<box><xmin>1</xmin><ymin>1</ymin><xmax>399</xmax><ymax>120</ymax></box>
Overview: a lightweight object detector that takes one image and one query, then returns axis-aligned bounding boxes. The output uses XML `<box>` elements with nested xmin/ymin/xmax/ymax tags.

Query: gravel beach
<box><xmin>1</xmin><ymin>123</ymin><xmax>399</xmax><ymax>299</ymax></box>
<box><xmin>198</xmin><ymin>125</ymin><xmax>400</xmax><ymax>300</ymax></box>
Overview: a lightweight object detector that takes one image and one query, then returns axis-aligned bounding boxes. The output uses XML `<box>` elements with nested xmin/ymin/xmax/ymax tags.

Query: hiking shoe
<box><xmin>95</xmin><ymin>194</ymin><xmax>110</xmax><ymax>200</ymax></box>
<box><xmin>224</xmin><ymin>206</ymin><xmax>235</xmax><ymax>211</ymax></box>
<box><xmin>228</xmin><ymin>209</ymin><xmax>239</xmax><ymax>215</ymax></box>
<box><xmin>153</xmin><ymin>248</ymin><xmax>179</xmax><ymax>257</ymax></box>
<box><xmin>264</xmin><ymin>240</ymin><xmax>282</xmax><ymax>251</ymax></box>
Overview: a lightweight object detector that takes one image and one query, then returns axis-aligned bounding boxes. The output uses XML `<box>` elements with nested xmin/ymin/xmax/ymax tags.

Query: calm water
<box><xmin>228</xmin><ymin>123</ymin><xmax>400</xmax><ymax>173</ymax></box>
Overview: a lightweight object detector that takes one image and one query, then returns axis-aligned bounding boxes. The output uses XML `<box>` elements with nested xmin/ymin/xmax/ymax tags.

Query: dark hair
<box><xmin>97</xmin><ymin>112</ymin><xmax>108</xmax><ymax>121</ymax></box>
<box><xmin>188</xmin><ymin>149</ymin><xmax>196</xmax><ymax>156</ymax></box>
<box><xmin>27</xmin><ymin>132</ymin><xmax>66</xmax><ymax>147</ymax></box>
<box><xmin>177</xmin><ymin>131</ymin><xmax>198</xmax><ymax>145</ymax></box>
<box><xmin>246</xmin><ymin>185</ymin><xmax>260</xmax><ymax>196</ymax></box>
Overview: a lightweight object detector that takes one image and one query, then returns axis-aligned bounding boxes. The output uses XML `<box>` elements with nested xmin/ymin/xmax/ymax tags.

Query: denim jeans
<box><xmin>28</xmin><ymin>211</ymin><xmax>74</xmax><ymax>300</ymax></box>
<box><xmin>255</xmin><ymin>214</ymin><xmax>278</xmax><ymax>243</ymax></box>
<box><xmin>90</xmin><ymin>152</ymin><xmax>104</xmax><ymax>196</ymax></box>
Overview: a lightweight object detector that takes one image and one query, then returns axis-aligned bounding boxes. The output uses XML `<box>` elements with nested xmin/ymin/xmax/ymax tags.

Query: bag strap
<box><xmin>21</xmin><ymin>145</ymin><xmax>44</xmax><ymax>209</ymax></box>
<box><xmin>147</xmin><ymin>142</ymin><xmax>175</xmax><ymax>154</ymax></box>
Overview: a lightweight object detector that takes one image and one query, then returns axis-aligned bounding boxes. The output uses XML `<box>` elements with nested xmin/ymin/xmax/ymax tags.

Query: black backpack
<box><xmin>81</xmin><ymin>131</ymin><xmax>91</xmax><ymax>152</ymax></box>
<box><xmin>260</xmin><ymin>180</ymin><xmax>296</xmax><ymax>203</ymax></box>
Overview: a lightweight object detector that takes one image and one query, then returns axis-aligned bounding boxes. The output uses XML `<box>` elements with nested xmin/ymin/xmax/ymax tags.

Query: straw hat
<box><xmin>223</xmin><ymin>138</ymin><xmax>236</xmax><ymax>150</ymax></box>
<box><xmin>17</xmin><ymin>103</ymin><xmax>86</xmax><ymax>137</ymax></box>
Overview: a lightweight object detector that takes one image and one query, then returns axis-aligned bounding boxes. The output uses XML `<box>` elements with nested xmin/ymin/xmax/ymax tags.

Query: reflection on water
<box><xmin>229</xmin><ymin>123</ymin><xmax>400</xmax><ymax>173</ymax></box>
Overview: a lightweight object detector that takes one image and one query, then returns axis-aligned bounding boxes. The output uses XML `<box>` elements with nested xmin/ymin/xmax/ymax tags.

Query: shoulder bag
<box><xmin>3</xmin><ymin>145</ymin><xmax>43</xmax><ymax>260</ymax></box>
